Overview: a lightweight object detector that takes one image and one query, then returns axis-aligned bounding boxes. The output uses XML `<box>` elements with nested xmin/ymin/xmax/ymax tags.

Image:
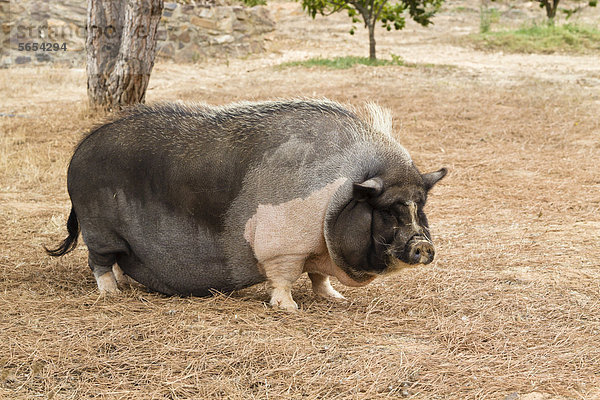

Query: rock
<box><xmin>178</xmin><ymin>30</ymin><xmax>191</xmax><ymax>43</ymax></box>
<box><xmin>156</xmin><ymin>29</ymin><xmax>167</xmax><ymax>41</ymax></box>
<box><xmin>156</xmin><ymin>42</ymin><xmax>175</xmax><ymax>58</ymax></box>
<box><xmin>190</xmin><ymin>16</ymin><xmax>217</xmax><ymax>30</ymax></box>
<box><xmin>35</xmin><ymin>52</ymin><xmax>51</xmax><ymax>62</ymax></box>
<box><xmin>214</xmin><ymin>34</ymin><xmax>234</xmax><ymax>44</ymax></box>
<box><xmin>15</xmin><ymin>56</ymin><xmax>31</xmax><ymax>64</ymax></box>
<box><xmin>198</xmin><ymin>8</ymin><xmax>214</xmax><ymax>19</ymax></box>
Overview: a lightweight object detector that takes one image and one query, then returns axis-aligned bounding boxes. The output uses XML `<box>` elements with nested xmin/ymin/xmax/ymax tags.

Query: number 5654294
<box><xmin>18</xmin><ymin>43</ymin><xmax>67</xmax><ymax>51</ymax></box>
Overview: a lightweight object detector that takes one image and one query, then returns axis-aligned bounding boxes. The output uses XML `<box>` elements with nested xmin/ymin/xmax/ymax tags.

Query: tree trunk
<box><xmin>86</xmin><ymin>0</ymin><xmax>164</xmax><ymax>112</ymax></box>
<box><xmin>368</xmin><ymin>22</ymin><xmax>376</xmax><ymax>60</ymax></box>
<box><xmin>542</xmin><ymin>0</ymin><xmax>559</xmax><ymax>20</ymax></box>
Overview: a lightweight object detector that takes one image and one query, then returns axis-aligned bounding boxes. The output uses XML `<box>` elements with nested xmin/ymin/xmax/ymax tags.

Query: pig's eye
<box><xmin>392</xmin><ymin>202</ymin><xmax>410</xmax><ymax>212</ymax></box>
<box><xmin>391</xmin><ymin>204</ymin><xmax>410</xmax><ymax>221</ymax></box>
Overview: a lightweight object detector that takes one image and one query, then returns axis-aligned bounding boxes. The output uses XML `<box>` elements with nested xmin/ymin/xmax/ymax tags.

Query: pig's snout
<box><xmin>406</xmin><ymin>237</ymin><xmax>435</xmax><ymax>265</ymax></box>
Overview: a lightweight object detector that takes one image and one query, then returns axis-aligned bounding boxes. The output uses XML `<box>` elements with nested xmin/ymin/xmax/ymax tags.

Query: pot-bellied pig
<box><xmin>46</xmin><ymin>99</ymin><xmax>446</xmax><ymax>310</ymax></box>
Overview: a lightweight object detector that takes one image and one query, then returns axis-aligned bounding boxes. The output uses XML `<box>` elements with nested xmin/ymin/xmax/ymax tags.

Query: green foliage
<box><xmin>479</xmin><ymin>7</ymin><xmax>500</xmax><ymax>33</ymax></box>
<box><xmin>278</xmin><ymin>55</ymin><xmax>405</xmax><ymax>69</ymax></box>
<box><xmin>469</xmin><ymin>23</ymin><xmax>600</xmax><ymax>54</ymax></box>
<box><xmin>239</xmin><ymin>0</ymin><xmax>267</xmax><ymax>6</ymax></box>
<box><xmin>278</xmin><ymin>55</ymin><xmax>456</xmax><ymax>70</ymax></box>
<box><xmin>535</xmin><ymin>0</ymin><xmax>597</xmax><ymax>20</ymax></box>
<box><xmin>560</xmin><ymin>0</ymin><xmax>597</xmax><ymax>19</ymax></box>
<box><xmin>298</xmin><ymin>0</ymin><xmax>443</xmax><ymax>58</ymax></box>
<box><xmin>390</xmin><ymin>53</ymin><xmax>405</xmax><ymax>65</ymax></box>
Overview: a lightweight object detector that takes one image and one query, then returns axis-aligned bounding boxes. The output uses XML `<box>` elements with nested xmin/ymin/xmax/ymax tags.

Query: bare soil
<box><xmin>1</xmin><ymin>0</ymin><xmax>599</xmax><ymax>399</ymax></box>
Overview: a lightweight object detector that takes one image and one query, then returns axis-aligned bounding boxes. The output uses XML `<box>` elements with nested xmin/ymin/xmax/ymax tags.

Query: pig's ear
<box><xmin>353</xmin><ymin>177</ymin><xmax>383</xmax><ymax>201</ymax></box>
<box><xmin>422</xmin><ymin>168</ymin><xmax>447</xmax><ymax>191</ymax></box>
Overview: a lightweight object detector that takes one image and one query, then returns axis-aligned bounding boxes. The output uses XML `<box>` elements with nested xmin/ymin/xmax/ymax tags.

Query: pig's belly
<box><xmin>114</xmin><ymin>204</ymin><xmax>264</xmax><ymax>296</ymax></box>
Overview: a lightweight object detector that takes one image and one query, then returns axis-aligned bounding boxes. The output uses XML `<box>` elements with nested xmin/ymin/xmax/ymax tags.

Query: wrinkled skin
<box><xmin>326</xmin><ymin>168</ymin><xmax>447</xmax><ymax>282</ymax></box>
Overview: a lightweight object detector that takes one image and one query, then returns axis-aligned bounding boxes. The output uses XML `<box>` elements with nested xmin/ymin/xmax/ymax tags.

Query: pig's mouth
<box><xmin>404</xmin><ymin>235</ymin><xmax>435</xmax><ymax>264</ymax></box>
<box><xmin>381</xmin><ymin>236</ymin><xmax>435</xmax><ymax>275</ymax></box>
<box><xmin>389</xmin><ymin>235</ymin><xmax>435</xmax><ymax>266</ymax></box>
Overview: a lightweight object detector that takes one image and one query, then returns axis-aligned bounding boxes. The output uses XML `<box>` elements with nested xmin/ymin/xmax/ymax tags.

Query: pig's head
<box><xmin>324</xmin><ymin>164</ymin><xmax>447</xmax><ymax>284</ymax></box>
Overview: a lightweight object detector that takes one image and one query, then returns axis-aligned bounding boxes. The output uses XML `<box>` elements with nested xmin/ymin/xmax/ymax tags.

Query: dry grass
<box><xmin>2</xmin><ymin>3</ymin><xmax>600</xmax><ymax>398</ymax></box>
<box><xmin>1</xmin><ymin>62</ymin><xmax>598</xmax><ymax>400</ymax></box>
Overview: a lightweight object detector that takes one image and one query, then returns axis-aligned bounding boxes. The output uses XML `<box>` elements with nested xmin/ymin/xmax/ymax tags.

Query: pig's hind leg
<box><xmin>88</xmin><ymin>250</ymin><xmax>120</xmax><ymax>295</ymax></box>
<box><xmin>112</xmin><ymin>263</ymin><xmax>137</xmax><ymax>288</ymax></box>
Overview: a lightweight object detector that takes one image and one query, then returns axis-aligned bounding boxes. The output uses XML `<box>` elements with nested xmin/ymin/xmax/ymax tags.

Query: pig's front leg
<box><xmin>309</xmin><ymin>272</ymin><xmax>346</xmax><ymax>300</ymax></box>
<box><xmin>262</xmin><ymin>255</ymin><xmax>304</xmax><ymax>311</ymax></box>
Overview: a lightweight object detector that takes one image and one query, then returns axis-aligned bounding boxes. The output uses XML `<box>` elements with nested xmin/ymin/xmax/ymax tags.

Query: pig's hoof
<box><xmin>322</xmin><ymin>289</ymin><xmax>346</xmax><ymax>301</ymax></box>
<box><xmin>99</xmin><ymin>287</ymin><xmax>121</xmax><ymax>296</ymax></box>
<box><xmin>112</xmin><ymin>264</ymin><xmax>135</xmax><ymax>288</ymax></box>
<box><xmin>311</xmin><ymin>276</ymin><xmax>346</xmax><ymax>301</ymax></box>
<box><xmin>96</xmin><ymin>271</ymin><xmax>121</xmax><ymax>295</ymax></box>
<box><xmin>309</xmin><ymin>274</ymin><xmax>346</xmax><ymax>301</ymax></box>
<box><xmin>269</xmin><ymin>294</ymin><xmax>298</xmax><ymax>311</ymax></box>
<box><xmin>314</xmin><ymin>286</ymin><xmax>346</xmax><ymax>301</ymax></box>
<box><xmin>98</xmin><ymin>282</ymin><xmax>121</xmax><ymax>296</ymax></box>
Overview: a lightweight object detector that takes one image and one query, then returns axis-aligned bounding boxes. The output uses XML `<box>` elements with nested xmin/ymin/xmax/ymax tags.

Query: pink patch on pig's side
<box><xmin>244</xmin><ymin>178</ymin><xmax>377</xmax><ymax>288</ymax></box>
<box><xmin>244</xmin><ymin>178</ymin><xmax>347</xmax><ymax>264</ymax></box>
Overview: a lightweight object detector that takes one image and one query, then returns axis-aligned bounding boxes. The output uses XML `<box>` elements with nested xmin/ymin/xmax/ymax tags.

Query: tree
<box><xmin>537</xmin><ymin>0</ymin><xmax>597</xmax><ymax>21</ymax></box>
<box><xmin>86</xmin><ymin>0</ymin><xmax>164</xmax><ymax>111</ymax></box>
<box><xmin>299</xmin><ymin>0</ymin><xmax>443</xmax><ymax>60</ymax></box>
<box><xmin>539</xmin><ymin>0</ymin><xmax>560</xmax><ymax>19</ymax></box>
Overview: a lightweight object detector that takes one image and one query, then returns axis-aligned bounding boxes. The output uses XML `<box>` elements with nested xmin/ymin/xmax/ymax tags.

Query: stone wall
<box><xmin>0</xmin><ymin>0</ymin><xmax>275</xmax><ymax>68</ymax></box>
<box><xmin>157</xmin><ymin>2</ymin><xmax>274</xmax><ymax>63</ymax></box>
